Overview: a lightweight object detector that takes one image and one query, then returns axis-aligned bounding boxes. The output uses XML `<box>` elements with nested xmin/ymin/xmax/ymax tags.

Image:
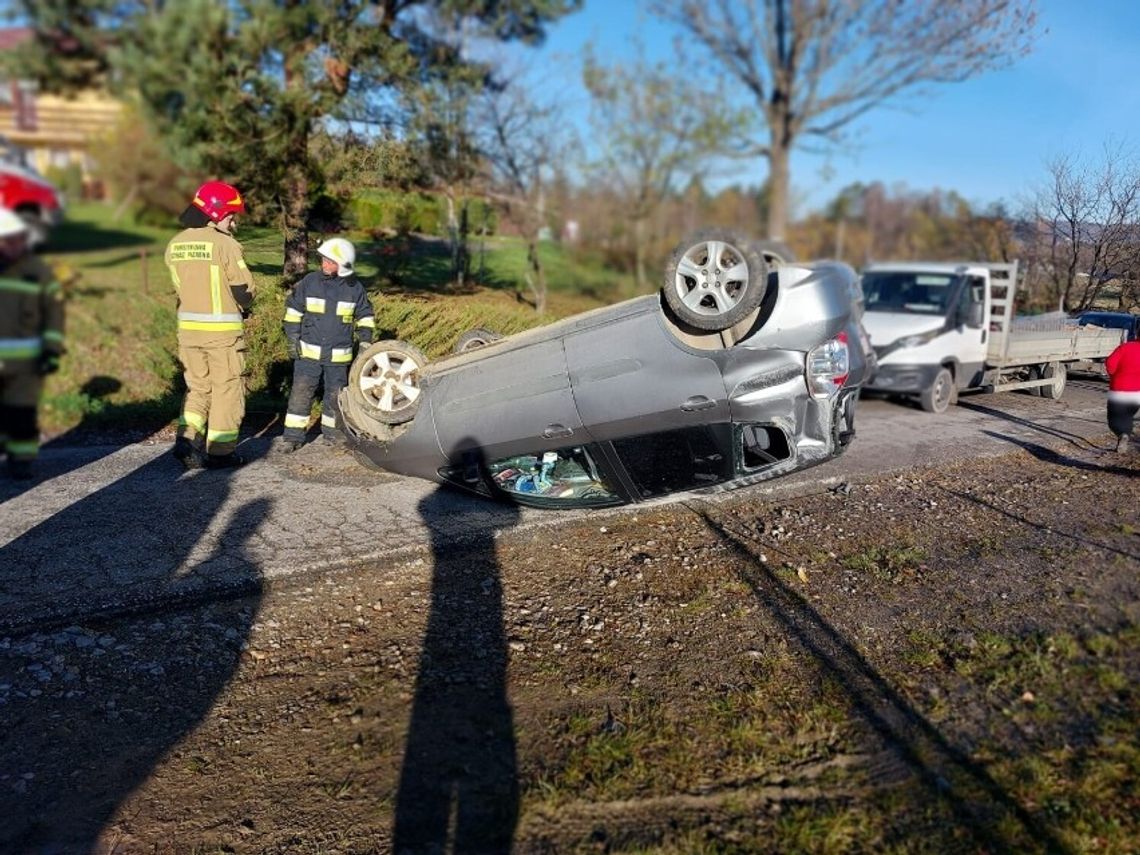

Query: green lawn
<box><xmin>38</xmin><ymin>202</ymin><xmax>633</xmax><ymax>436</ymax></box>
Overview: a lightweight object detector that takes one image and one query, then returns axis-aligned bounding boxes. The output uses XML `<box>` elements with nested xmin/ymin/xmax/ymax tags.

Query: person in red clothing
<box><xmin>1105</xmin><ymin>336</ymin><xmax>1140</xmax><ymax>452</ymax></box>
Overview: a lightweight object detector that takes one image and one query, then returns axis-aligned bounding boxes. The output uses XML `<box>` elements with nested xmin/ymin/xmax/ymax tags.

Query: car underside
<box><xmin>339</xmin><ymin>232</ymin><xmax>870</xmax><ymax>508</ymax></box>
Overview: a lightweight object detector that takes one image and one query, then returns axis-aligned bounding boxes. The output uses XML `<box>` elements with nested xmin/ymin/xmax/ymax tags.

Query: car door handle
<box><xmin>542</xmin><ymin>424</ymin><xmax>574</xmax><ymax>439</ymax></box>
<box><xmin>681</xmin><ymin>395</ymin><xmax>716</xmax><ymax>412</ymax></box>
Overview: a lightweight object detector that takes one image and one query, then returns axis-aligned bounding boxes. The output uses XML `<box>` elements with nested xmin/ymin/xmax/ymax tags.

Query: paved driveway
<box><xmin>0</xmin><ymin>376</ymin><xmax>1117</xmax><ymax>633</ymax></box>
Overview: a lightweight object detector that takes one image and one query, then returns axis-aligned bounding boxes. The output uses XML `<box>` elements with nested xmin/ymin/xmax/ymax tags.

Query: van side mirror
<box><xmin>966</xmin><ymin>302</ymin><xmax>984</xmax><ymax>329</ymax></box>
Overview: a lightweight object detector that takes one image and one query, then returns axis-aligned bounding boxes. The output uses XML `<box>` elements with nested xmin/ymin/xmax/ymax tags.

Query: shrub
<box><xmin>44</xmin><ymin>163</ymin><xmax>84</xmax><ymax>200</ymax></box>
<box><xmin>347</xmin><ymin>190</ymin><xmax>496</xmax><ymax>237</ymax></box>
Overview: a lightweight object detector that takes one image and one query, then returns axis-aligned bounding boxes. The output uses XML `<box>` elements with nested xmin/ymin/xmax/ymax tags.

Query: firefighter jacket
<box><xmin>0</xmin><ymin>254</ymin><xmax>64</xmax><ymax>376</ymax></box>
<box><xmin>165</xmin><ymin>223</ymin><xmax>254</xmax><ymax>346</ymax></box>
<box><xmin>283</xmin><ymin>271</ymin><xmax>376</xmax><ymax>364</ymax></box>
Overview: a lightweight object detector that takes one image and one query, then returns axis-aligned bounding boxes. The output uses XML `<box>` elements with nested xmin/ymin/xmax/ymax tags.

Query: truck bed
<box><xmin>988</xmin><ymin>325</ymin><xmax>1124</xmax><ymax>367</ymax></box>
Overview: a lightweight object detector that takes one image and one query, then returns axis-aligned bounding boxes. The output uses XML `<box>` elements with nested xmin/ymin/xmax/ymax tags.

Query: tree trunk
<box><xmin>526</xmin><ymin>234</ymin><xmax>546</xmax><ymax>315</ymax></box>
<box><xmin>445</xmin><ymin>191</ymin><xmax>460</xmax><ymax>289</ymax></box>
<box><xmin>633</xmin><ymin>216</ymin><xmax>647</xmax><ymax>294</ymax></box>
<box><xmin>282</xmin><ymin>161</ymin><xmax>309</xmax><ymax>279</ymax></box>
<box><xmin>766</xmin><ymin>139</ymin><xmax>791</xmax><ymax>242</ymax></box>
<box><xmin>280</xmin><ymin>106</ymin><xmax>310</xmax><ymax>280</ymax></box>
<box><xmin>282</xmin><ymin>44</ymin><xmax>309</xmax><ymax>280</ymax></box>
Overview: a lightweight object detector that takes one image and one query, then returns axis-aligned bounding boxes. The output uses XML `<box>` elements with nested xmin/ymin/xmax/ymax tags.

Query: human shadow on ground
<box><xmin>0</xmin><ymin>376</ymin><xmax>179</xmax><ymax>501</ymax></box>
<box><xmin>2</xmin><ymin>374</ymin><xmax>285</xmax><ymax>502</ymax></box>
<box><xmin>685</xmin><ymin>499</ymin><xmax>1069</xmax><ymax>855</ymax></box>
<box><xmin>0</xmin><ymin>451</ymin><xmax>268</xmax><ymax>851</ymax></box>
<box><xmin>394</xmin><ymin>449</ymin><xmax>521</xmax><ymax>853</ymax></box>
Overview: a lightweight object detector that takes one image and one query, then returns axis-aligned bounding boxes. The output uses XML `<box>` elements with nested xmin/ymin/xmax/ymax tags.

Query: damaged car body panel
<box><xmin>341</xmin><ymin>240</ymin><xmax>869</xmax><ymax>509</ymax></box>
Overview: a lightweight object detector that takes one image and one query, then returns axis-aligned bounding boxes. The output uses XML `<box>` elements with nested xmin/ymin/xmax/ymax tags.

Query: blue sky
<box><xmin>519</xmin><ymin>0</ymin><xmax>1140</xmax><ymax>216</ymax></box>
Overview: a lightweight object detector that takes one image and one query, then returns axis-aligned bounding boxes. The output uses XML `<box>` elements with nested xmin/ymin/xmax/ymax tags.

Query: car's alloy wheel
<box><xmin>349</xmin><ymin>340</ymin><xmax>427</xmax><ymax>425</ymax></box>
<box><xmin>663</xmin><ymin>230</ymin><xmax>768</xmax><ymax>331</ymax></box>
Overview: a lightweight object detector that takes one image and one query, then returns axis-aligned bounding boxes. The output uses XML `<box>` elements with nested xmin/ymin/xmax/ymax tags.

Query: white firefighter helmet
<box><xmin>317</xmin><ymin>237</ymin><xmax>355</xmax><ymax>277</ymax></box>
<box><xmin>0</xmin><ymin>207</ymin><xmax>30</xmax><ymax>239</ymax></box>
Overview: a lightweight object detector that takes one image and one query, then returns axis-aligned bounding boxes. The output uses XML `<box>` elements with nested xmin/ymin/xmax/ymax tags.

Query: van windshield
<box><xmin>862</xmin><ymin>272</ymin><xmax>960</xmax><ymax>316</ymax></box>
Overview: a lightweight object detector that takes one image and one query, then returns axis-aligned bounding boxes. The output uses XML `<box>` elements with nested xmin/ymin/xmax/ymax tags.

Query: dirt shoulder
<box><xmin>2</xmin><ymin>440</ymin><xmax>1138</xmax><ymax>854</ymax></box>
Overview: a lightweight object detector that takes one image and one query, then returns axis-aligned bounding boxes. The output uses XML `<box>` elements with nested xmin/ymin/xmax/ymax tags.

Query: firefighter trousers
<box><xmin>178</xmin><ymin>339</ymin><xmax>246</xmax><ymax>457</ymax></box>
<box><xmin>283</xmin><ymin>360</ymin><xmax>347</xmax><ymax>442</ymax></box>
<box><xmin>0</xmin><ymin>371</ymin><xmax>42</xmax><ymax>462</ymax></box>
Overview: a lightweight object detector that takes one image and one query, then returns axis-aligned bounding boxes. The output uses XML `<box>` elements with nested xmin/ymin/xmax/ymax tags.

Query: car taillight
<box><xmin>806</xmin><ymin>331</ymin><xmax>850</xmax><ymax>397</ymax></box>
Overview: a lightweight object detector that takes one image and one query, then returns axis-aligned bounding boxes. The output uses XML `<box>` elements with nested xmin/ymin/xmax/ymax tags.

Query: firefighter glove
<box><xmin>38</xmin><ymin>353</ymin><xmax>61</xmax><ymax>376</ymax></box>
<box><xmin>286</xmin><ymin>340</ymin><xmax>299</xmax><ymax>360</ymax></box>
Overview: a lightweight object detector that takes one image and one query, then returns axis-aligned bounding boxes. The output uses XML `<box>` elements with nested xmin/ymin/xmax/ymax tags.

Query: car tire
<box><xmin>920</xmin><ymin>367</ymin><xmax>954</xmax><ymax>414</ymax></box>
<box><xmin>662</xmin><ymin>230</ymin><xmax>768</xmax><ymax>331</ymax></box>
<box><xmin>1038</xmin><ymin>361</ymin><xmax>1066</xmax><ymax>399</ymax></box>
<box><xmin>454</xmin><ymin>328</ymin><xmax>502</xmax><ymax>353</ymax></box>
<box><xmin>754</xmin><ymin>239</ymin><xmax>796</xmax><ymax>266</ymax></box>
<box><xmin>348</xmin><ymin>339</ymin><xmax>428</xmax><ymax>425</ymax></box>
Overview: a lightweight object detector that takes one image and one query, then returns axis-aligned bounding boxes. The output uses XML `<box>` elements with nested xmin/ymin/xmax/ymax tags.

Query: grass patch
<box><xmin>38</xmin><ymin>203</ymin><xmax>631</xmax><ymax>434</ymax></box>
<box><xmin>840</xmin><ymin>543</ymin><xmax>927</xmax><ymax>582</ymax></box>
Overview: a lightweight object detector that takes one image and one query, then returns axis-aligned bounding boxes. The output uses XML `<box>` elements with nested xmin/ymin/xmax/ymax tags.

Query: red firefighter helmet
<box><xmin>191</xmin><ymin>181</ymin><xmax>246</xmax><ymax>222</ymax></box>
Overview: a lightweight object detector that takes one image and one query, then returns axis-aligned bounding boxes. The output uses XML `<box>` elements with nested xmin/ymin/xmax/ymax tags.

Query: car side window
<box><xmin>487</xmin><ymin>445</ymin><xmax>619</xmax><ymax>504</ymax></box>
<box><xmin>612</xmin><ymin>425</ymin><xmax>732</xmax><ymax>498</ymax></box>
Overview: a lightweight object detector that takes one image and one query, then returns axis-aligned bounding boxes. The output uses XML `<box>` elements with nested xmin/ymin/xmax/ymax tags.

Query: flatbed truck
<box><xmin>860</xmin><ymin>261</ymin><xmax>1124</xmax><ymax>413</ymax></box>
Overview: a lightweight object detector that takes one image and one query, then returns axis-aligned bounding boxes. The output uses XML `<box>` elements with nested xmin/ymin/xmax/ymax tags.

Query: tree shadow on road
<box><xmin>980</xmin><ymin>429</ymin><xmax>1140</xmax><ymax>479</ymax></box>
<box><xmin>0</xmin><ymin>452</ymin><xmax>268</xmax><ymax>851</ymax></box>
<box><xmin>394</xmin><ymin>446</ymin><xmax>521</xmax><ymax>853</ymax></box>
<box><xmin>957</xmin><ymin>399</ymin><xmax>1103</xmax><ymax>450</ymax></box>
<box><xmin>684</xmin><ymin>499</ymin><xmax>1069</xmax><ymax>855</ymax></box>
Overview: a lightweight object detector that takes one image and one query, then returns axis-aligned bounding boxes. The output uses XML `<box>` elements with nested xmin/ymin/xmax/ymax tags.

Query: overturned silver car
<box><xmin>339</xmin><ymin>231</ymin><xmax>871</xmax><ymax>509</ymax></box>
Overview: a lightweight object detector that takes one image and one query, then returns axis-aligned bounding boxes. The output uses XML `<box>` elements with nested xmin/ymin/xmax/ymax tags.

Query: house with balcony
<box><xmin>0</xmin><ymin>27</ymin><xmax>122</xmax><ymax>195</ymax></box>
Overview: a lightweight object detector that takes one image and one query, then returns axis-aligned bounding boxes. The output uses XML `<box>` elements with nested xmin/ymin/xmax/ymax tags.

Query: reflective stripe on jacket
<box><xmin>0</xmin><ymin>255</ymin><xmax>65</xmax><ymax>372</ymax></box>
<box><xmin>283</xmin><ymin>270</ymin><xmax>375</xmax><ymax>363</ymax></box>
<box><xmin>165</xmin><ymin>224</ymin><xmax>254</xmax><ymax>345</ymax></box>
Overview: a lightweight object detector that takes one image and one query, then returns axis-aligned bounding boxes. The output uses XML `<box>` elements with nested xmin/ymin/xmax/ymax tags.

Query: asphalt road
<box><xmin>0</xmin><ymin>375</ymin><xmax>1119</xmax><ymax>633</ymax></box>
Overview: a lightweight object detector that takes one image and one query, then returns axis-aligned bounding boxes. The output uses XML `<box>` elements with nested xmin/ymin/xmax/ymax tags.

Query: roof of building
<box><xmin>0</xmin><ymin>27</ymin><xmax>33</xmax><ymax>52</ymax></box>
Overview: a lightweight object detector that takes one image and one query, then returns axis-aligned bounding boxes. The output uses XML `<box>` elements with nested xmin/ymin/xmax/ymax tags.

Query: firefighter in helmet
<box><xmin>276</xmin><ymin>237</ymin><xmax>375</xmax><ymax>452</ymax></box>
<box><xmin>166</xmin><ymin>181</ymin><xmax>255</xmax><ymax>469</ymax></box>
<box><xmin>0</xmin><ymin>207</ymin><xmax>65</xmax><ymax>480</ymax></box>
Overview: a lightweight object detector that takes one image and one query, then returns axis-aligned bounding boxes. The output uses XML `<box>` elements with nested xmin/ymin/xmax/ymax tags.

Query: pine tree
<box><xmin>9</xmin><ymin>0</ymin><xmax>580</xmax><ymax>276</ymax></box>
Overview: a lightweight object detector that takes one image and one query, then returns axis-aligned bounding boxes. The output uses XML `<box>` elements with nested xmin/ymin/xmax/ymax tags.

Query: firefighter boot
<box><xmin>205</xmin><ymin>452</ymin><xmax>247</xmax><ymax>470</ymax></box>
<box><xmin>174</xmin><ymin>436</ymin><xmax>207</xmax><ymax>470</ymax></box>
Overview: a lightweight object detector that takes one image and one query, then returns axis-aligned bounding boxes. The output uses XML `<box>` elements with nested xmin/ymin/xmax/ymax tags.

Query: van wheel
<box><xmin>920</xmin><ymin>367</ymin><xmax>954</xmax><ymax>414</ymax></box>
<box><xmin>348</xmin><ymin>340</ymin><xmax>427</xmax><ymax>425</ymax></box>
<box><xmin>1038</xmin><ymin>361</ymin><xmax>1067</xmax><ymax>399</ymax></box>
<box><xmin>1025</xmin><ymin>364</ymin><xmax>1043</xmax><ymax>396</ymax></box>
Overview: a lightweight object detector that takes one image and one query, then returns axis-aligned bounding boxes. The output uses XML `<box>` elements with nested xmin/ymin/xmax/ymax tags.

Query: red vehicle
<box><xmin>0</xmin><ymin>145</ymin><xmax>64</xmax><ymax>247</ymax></box>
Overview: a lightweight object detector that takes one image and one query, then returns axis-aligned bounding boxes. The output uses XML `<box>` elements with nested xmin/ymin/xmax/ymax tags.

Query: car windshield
<box><xmin>862</xmin><ymin>272</ymin><xmax>959</xmax><ymax>316</ymax></box>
